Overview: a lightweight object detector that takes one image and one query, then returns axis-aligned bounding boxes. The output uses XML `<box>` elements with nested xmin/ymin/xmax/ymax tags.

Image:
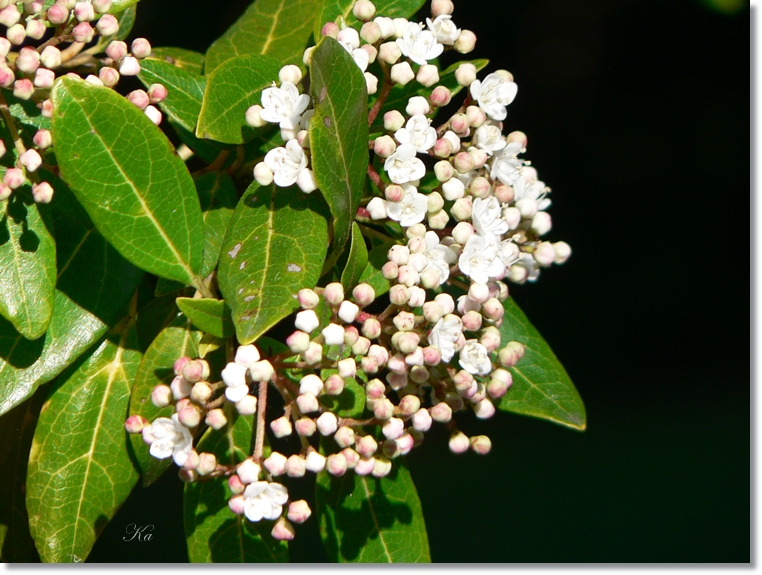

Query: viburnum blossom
<box><xmin>264</xmin><ymin>139</ymin><xmax>308</xmax><ymax>187</ymax></box>
<box><xmin>386</xmin><ymin>184</ymin><xmax>428</xmax><ymax>227</ymax></box>
<box><xmin>472</xmin><ymin>122</ymin><xmax>507</xmax><ymax>155</ymax></box>
<box><xmin>490</xmin><ymin>141</ymin><xmax>524</xmax><ymax>185</ymax></box>
<box><xmin>470</xmin><ymin>72</ymin><xmax>518</xmax><ymax>121</ymax></box>
<box><xmin>419</xmin><ymin>231</ymin><xmax>457</xmax><ymax>285</ymax></box>
<box><xmin>458</xmin><ymin>234</ymin><xmax>507</xmax><ymax>284</ymax></box>
<box><xmin>384</xmin><ymin>143</ymin><xmax>426</xmax><ymax>184</ymax></box>
<box><xmin>259</xmin><ymin>81</ymin><xmax>311</xmax><ymax>130</ymax></box>
<box><xmin>426</xmin><ymin>14</ymin><xmax>461</xmax><ymax>45</ymax></box>
<box><xmin>471</xmin><ymin>196</ymin><xmax>509</xmax><ymax>240</ymax></box>
<box><xmin>428</xmin><ymin>315</ymin><xmax>463</xmax><ymax>362</ymax></box>
<box><xmin>458</xmin><ymin>340</ymin><xmax>493</xmax><ymax>375</ymax></box>
<box><xmin>396</xmin><ymin>21</ymin><xmax>444</xmax><ymax>65</ymax></box>
<box><xmin>512</xmin><ymin>167</ymin><xmax>551</xmax><ymax>211</ymax></box>
<box><xmin>243</xmin><ymin>481</ymin><xmax>289</xmax><ymax>522</ymax></box>
<box><xmin>394</xmin><ymin>114</ymin><xmax>437</xmax><ymax>153</ymax></box>
<box><xmin>145</xmin><ymin>414</ymin><xmax>193</xmax><ymax>466</ymax></box>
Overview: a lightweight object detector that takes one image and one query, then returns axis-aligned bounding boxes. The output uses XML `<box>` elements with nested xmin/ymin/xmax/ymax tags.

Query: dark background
<box><xmin>88</xmin><ymin>0</ymin><xmax>750</xmax><ymax>563</ymax></box>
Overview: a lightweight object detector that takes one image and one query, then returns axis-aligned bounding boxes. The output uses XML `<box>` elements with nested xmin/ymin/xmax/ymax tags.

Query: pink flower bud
<box><xmin>299</xmin><ymin>373</ymin><xmax>323</xmax><ymax>396</ymax></box>
<box><xmin>350</xmin><ymin>336</ymin><xmax>370</xmax><ymax>356</ymax></box>
<box><xmin>498</xmin><ymin>341</ymin><xmax>525</xmax><ymax>367</ymax></box>
<box><xmin>432</xmin><ymin>137</ymin><xmax>453</xmax><ymax>158</ymax></box>
<box><xmin>405</xmin><ymin>96</ymin><xmax>430</xmax><ymax>116</ymax></box>
<box><xmin>323</xmin><ymin>282</ymin><xmax>344</xmax><ymax>306</ymax></box>
<box><xmin>316</xmin><ymin>412</ymin><xmax>338</xmax><ymax>436</ymax></box>
<box><xmin>355</xmin><ymin>434</ymin><xmax>378</xmax><ymax>458</ymax></box>
<box><xmin>287</xmin><ymin>500</ymin><xmax>312</xmax><ymax>524</ymax></box>
<box><xmin>383</xmin><ymin>109</ymin><xmax>405</xmax><ymax>132</ymax></box>
<box><xmin>41</xmin><ymin>99</ymin><xmax>52</xmax><ymax>118</ymax></box>
<box><xmin>326</xmin><ymin>452</ymin><xmax>347</xmax><ymax>476</ymax></box>
<box><xmin>391</xmin><ymin>331</ymin><xmax>419</xmax><ymax>354</ymax></box>
<box><xmin>19</xmin><ymin>149</ymin><xmax>41</xmax><ymax>173</ymax></box>
<box><xmin>407</xmin><ymin>286</ymin><xmax>426</xmax><ymax>307</ymax></box>
<box><xmin>6</xmin><ymin>23</ymin><xmax>26</xmax><ymax>45</ymax></box>
<box><xmin>361</xmin><ymin>317</ymin><xmax>381</xmax><ymax>340</ymax></box>
<box><xmin>13</xmin><ymin>79</ymin><xmax>34</xmax><ymax>101</ymax></box>
<box><xmin>205</xmin><ymin>408</ymin><xmax>227</xmax><ymax>430</ymax></box>
<box><xmin>249</xmin><ymin>360</ymin><xmax>274</xmax><ymax>382</ymax></box>
<box><xmin>381</xmin><ymin>261</ymin><xmax>398</xmax><ymax>280</ymax></box>
<box><xmin>228</xmin><ymin>474</ymin><xmax>245</xmax><ymax>494</ymax></box>
<box><xmin>131</xmin><ymin>37</ymin><xmax>152</xmax><ymax>59</ymax></box>
<box><xmin>390</xmin><ymin>61</ymin><xmax>414</xmax><ymax>85</ymax></box>
<box><xmin>3</xmin><ymin>168</ymin><xmax>25</xmax><ymax>189</ymax></box>
<box><xmin>73</xmin><ymin>0</ymin><xmax>93</xmax><ymax>20</ymax></box>
<box><xmin>296</xmin><ymin>166</ymin><xmax>317</xmax><ymax>194</ymax></box>
<box><xmin>234</xmin><ymin>395</ymin><xmax>257</xmax><ymax>415</ymax></box>
<box><xmin>286</xmin><ymin>330</ymin><xmax>310</xmax><ymax>353</ymax></box>
<box><xmin>92</xmin><ymin>0</ymin><xmax>111</xmax><ymax>13</ymax></box>
<box><xmin>197</xmin><ymin>452</ymin><xmax>217</xmax><ymax>475</ymax></box>
<box><xmin>553</xmin><ymin>241</ymin><xmax>572</xmax><ymax>264</ymax></box>
<box><xmin>285</xmin><ymin>454</ymin><xmax>306</xmax><ymax>478</ymax></box>
<box><xmin>0</xmin><ymin>66</ymin><xmax>15</xmax><ymax>89</ymax></box>
<box><xmin>360</xmin><ymin>21</ymin><xmax>382</xmax><ymax>44</ymax></box>
<box><xmin>300</xmin><ymin>341</ymin><xmax>322</xmax><ymax>364</ymax></box>
<box><xmin>72</xmin><ymin>21</ymin><xmax>94</xmax><ymax>43</ymax></box>
<box><xmin>106</xmin><ymin>40</ymin><xmax>128</xmax><ymax>61</ymax></box>
<box><xmin>228</xmin><ymin>494</ymin><xmax>245</xmax><ymax>515</ymax></box>
<box><xmin>182</xmin><ymin>359</ymin><xmax>208</xmax><ymax>384</ymax></box>
<box><xmin>334</xmin><ymin>426</ymin><xmax>355</xmax><ymax>448</ymax></box>
<box><xmin>33</xmin><ymin>129</ymin><xmax>52</xmax><ymax>151</ymax></box>
<box><xmin>124</xmin><ymin>415</ymin><xmax>149</xmax><ymax>434</ymax></box>
<box><xmin>474</xmin><ymin>398</ymin><xmax>496</xmax><ymax>419</ymax></box>
<box><xmin>181</xmin><ymin>450</ymin><xmax>200</xmax><ymax>470</ymax></box>
<box><xmin>119</xmin><ymin>56</ymin><xmax>140</xmax><ymax>76</ymax></box>
<box><xmin>295</xmin><ymin>417</ymin><xmax>316</xmax><ymax>436</ymax></box>
<box><xmin>396</xmin><ymin>432</ymin><xmax>414</xmax><ymax>455</ymax></box>
<box><xmin>448</xmin><ymin>431</ymin><xmax>469</xmax><ymax>453</ymax></box>
<box><xmin>149</xmin><ymin>384</ymin><xmax>172</xmax><ymax>408</ymax></box>
<box><xmin>0</xmin><ymin>5</ymin><xmax>20</xmax><ymax>27</ymax></box>
<box><xmin>46</xmin><ymin>3</ymin><xmax>69</xmax><ymax>24</ymax></box>
<box><xmin>431</xmin><ymin>0</ymin><xmax>454</xmax><ymax>17</ymax></box>
<box><xmin>373</xmin><ymin>397</ymin><xmax>394</xmax><ymax>420</ymax></box>
<box><xmin>365</xmin><ymin>378</ymin><xmax>386</xmax><ymax>400</ymax></box>
<box><xmin>353</xmin><ymin>0</ymin><xmax>375</xmax><ymax>20</ymax></box>
<box><xmin>411</xmin><ymin>407</ymin><xmax>432</xmax><ymax>432</ymax></box>
<box><xmin>325</xmin><ymin>373</ymin><xmax>346</xmax><ymax>394</ymax></box>
<box><xmin>304</xmin><ymin>450</ymin><xmax>324</xmax><ymax>473</ymax></box>
<box><xmin>178</xmin><ymin>405</ymin><xmax>201</xmax><ymax>428</ymax></box>
<box><xmin>178</xmin><ymin>468</ymin><xmax>198</xmax><ymax>483</ymax></box>
<box><xmin>430</xmin><ymin>402</ymin><xmax>452</xmax><ymax>423</ymax></box>
<box><xmin>453</xmin><ymin>151</ymin><xmax>474</xmax><ymax>174</ymax></box>
<box><xmin>143</xmin><ymin>84</ymin><xmax>168</xmax><ymax>105</ymax></box>
<box><xmin>16</xmin><ymin>48</ymin><xmax>40</xmax><ymax>74</ymax></box>
<box><xmin>430</xmin><ymin>85</ymin><xmax>452</xmax><ymax>107</ymax></box>
<box><xmin>170</xmin><ymin>375</ymin><xmax>192</xmax><ymax>400</ymax></box>
<box><xmin>373</xmin><ymin>134</ymin><xmax>396</xmax><ymax>158</ymax></box>
<box><xmin>533</xmin><ymin>241</ymin><xmax>556</xmax><ymax>267</ymax></box>
<box><xmin>382</xmin><ymin>417</ymin><xmax>404</xmax><ymax>440</ymax></box>
<box><xmin>354</xmin><ymin>456</ymin><xmax>375</xmax><ymax>475</ymax></box>
<box><xmin>352</xmin><ymin>283</ymin><xmax>375</xmax><ymax>307</ymax></box>
<box><xmin>236</xmin><ymin>459</ymin><xmax>261</xmax><ymax>484</ymax></box>
<box><xmin>32</xmin><ymin>68</ymin><xmax>53</xmax><ymax>89</ymax></box>
<box><xmin>361</xmin><ymin>356</ymin><xmax>378</xmax><ymax>374</ymax></box>
<box><xmin>409</xmin><ymin>364</ymin><xmax>428</xmax><ymax>383</ymax></box>
<box><xmin>416</xmin><ymin>64</ymin><xmax>439</xmax><ymax>87</ymax></box>
<box><xmin>454</xmin><ymin>29</ymin><xmax>476</xmax><ymax>54</ymax></box>
<box><xmin>461</xmin><ymin>310</ymin><xmax>482</xmax><ymax>332</ymax></box>
<box><xmin>85</xmin><ymin>74</ymin><xmax>104</xmax><ymax>86</ymax></box>
<box><xmin>270</xmin><ymin>416</ymin><xmax>293</xmax><ymax>438</ymax></box>
<box><xmin>271</xmin><ymin>518</ymin><xmax>296</xmax><ymax>541</ymax></box>
<box><xmin>398</xmin><ymin>394</ymin><xmax>420</xmax><ymax>416</ymax></box>
<box><xmin>337</xmin><ymin>300</ymin><xmax>359</xmax><ymax>323</ymax></box>
<box><xmin>321</xmin><ymin>21</ymin><xmax>339</xmax><ymax>38</ymax></box>
<box><xmin>372</xmin><ymin>455</ymin><xmax>392</xmax><ymax>477</ymax></box>
<box><xmin>382</xmin><ymin>438</ymin><xmax>400</xmax><ymax>459</ymax></box>
<box><xmin>264</xmin><ymin>451</ymin><xmax>287</xmax><ymax>476</ymax></box>
<box><xmin>96</xmin><ymin>13</ymin><xmax>119</xmax><ymax>36</ymax></box>
<box><xmin>296</xmin><ymin>393</ymin><xmax>319</xmax><ymax>414</ymax></box>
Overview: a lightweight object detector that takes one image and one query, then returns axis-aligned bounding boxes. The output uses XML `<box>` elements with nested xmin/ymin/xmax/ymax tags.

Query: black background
<box><xmin>88</xmin><ymin>0</ymin><xmax>750</xmax><ymax>563</ymax></box>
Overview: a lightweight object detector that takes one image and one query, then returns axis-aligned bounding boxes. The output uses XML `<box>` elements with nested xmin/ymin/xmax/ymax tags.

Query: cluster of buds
<box><xmin>0</xmin><ymin>0</ymin><xmax>166</xmax><ymax>204</ymax></box>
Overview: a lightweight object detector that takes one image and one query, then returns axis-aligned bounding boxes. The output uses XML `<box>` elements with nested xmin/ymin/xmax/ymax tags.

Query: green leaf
<box><xmin>52</xmin><ymin>77</ymin><xmax>204</xmax><ymax>286</ymax></box>
<box><xmin>0</xmin><ymin>187</ymin><xmax>56</xmax><ymax>340</ymax></box>
<box><xmin>169</xmin><ymin>119</ymin><xmax>233</xmax><ymax>165</ymax></box>
<box><xmin>316</xmin><ymin>462</ymin><xmax>430</xmax><ymax>562</ymax></box>
<box><xmin>340</xmin><ymin>222</ymin><xmax>368</xmax><ymax>290</ymax></box>
<box><xmin>218</xmin><ymin>183</ymin><xmax>328</xmax><ymax>345</ymax></box>
<box><xmin>196</xmin><ymin>172</ymin><xmax>238</xmax><ymax>277</ymax></box>
<box><xmin>150</xmin><ymin>47</ymin><xmax>205</xmax><ymax>75</ymax></box>
<box><xmin>176</xmin><ymin>297</ymin><xmax>234</xmax><ymax>339</ymax></box>
<box><xmin>205</xmin><ymin>0</ymin><xmax>320</xmax><ymax>74</ymax></box>
<box><xmin>26</xmin><ymin>322</ymin><xmax>142</xmax><ymax>563</ymax></box>
<box><xmin>196</xmin><ymin>54</ymin><xmax>282</xmax><ymax>144</ymax></box>
<box><xmin>138</xmin><ymin>58</ymin><xmax>206</xmax><ymax>132</ymax></box>
<box><xmin>358</xmin><ymin>240</ymin><xmax>394</xmax><ymax>298</ymax></box>
<box><xmin>497</xmin><ymin>297</ymin><xmax>586</xmax><ymax>430</ymax></box>
<box><xmin>0</xmin><ymin>391</ymin><xmax>45</xmax><ymax>562</ymax></box>
<box><xmin>135</xmin><ymin>292</ymin><xmax>180</xmax><ymax>352</ymax></box>
<box><xmin>6</xmin><ymin>91</ymin><xmax>51</xmax><ymax>133</ymax></box>
<box><xmin>106</xmin><ymin>0</ymin><xmax>138</xmax><ymax>14</ymax></box>
<box><xmin>315</xmin><ymin>0</ymin><xmax>426</xmax><ymax>39</ymax></box>
<box><xmin>319</xmin><ymin>370</ymin><xmax>366</xmax><ymax>419</ymax></box>
<box><xmin>0</xmin><ymin>176</ymin><xmax>142</xmax><ymax>416</ymax></box>
<box><xmin>309</xmin><ymin>37</ymin><xmax>369</xmax><ymax>259</ymax></box>
<box><xmin>128</xmin><ymin>314</ymin><xmax>201</xmax><ymax>485</ymax></box>
<box><xmin>370</xmin><ymin>59</ymin><xmax>489</xmax><ymax>135</ymax></box>
<box><xmin>183</xmin><ymin>405</ymin><xmax>289</xmax><ymax>563</ymax></box>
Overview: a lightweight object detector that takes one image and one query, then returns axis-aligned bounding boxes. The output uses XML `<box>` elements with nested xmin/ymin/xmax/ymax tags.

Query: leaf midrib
<box><xmin>360</xmin><ymin>476</ymin><xmax>393</xmax><ymax>562</ymax></box>
<box><xmin>259</xmin><ymin>0</ymin><xmax>286</xmax><ymax>54</ymax></box>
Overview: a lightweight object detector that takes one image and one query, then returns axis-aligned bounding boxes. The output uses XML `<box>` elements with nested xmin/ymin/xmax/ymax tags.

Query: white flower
<box><xmin>386</xmin><ymin>184</ymin><xmax>427</xmax><ymax>227</ymax></box>
<box><xmin>469</xmin><ymin>73</ymin><xmax>518</xmax><ymax>121</ymax></box>
<box><xmin>428</xmin><ymin>314</ymin><xmax>463</xmax><ymax>362</ymax></box>
<box><xmin>500</xmin><ymin>239</ymin><xmax>521</xmax><ymax>267</ymax></box>
<box><xmin>458</xmin><ymin>234</ymin><xmax>506</xmax><ymax>284</ymax></box>
<box><xmin>471</xmin><ymin>122</ymin><xmax>507</xmax><ymax>155</ymax></box>
<box><xmin>264</xmin><ymin>139</ymin><xmax>308</xmax><ymax>187</ymax></box>
<box><xmin>147</xmin><ymin>414</ymin><xmax>193</xmax><ymax>466</ymax></box>
<box><xmin>426</xmin><ymin>14</ymin><xmax>461</xmax><ymax>45</ymax></box>
<box><xmin>243</xmin><ymin>481</ymin><xmax>289</xmax><ymax>522</ymax></box>
<box><xmin>458</xmin><ymin>340</ymin><xmax>492</xmax><ymax>375</ymax></box>
<box><xmin>394</xmin><ymin>114</ymin><xmax>436</xmax><ymax>153</ymax></box>
<box><xmin>471</xmin><ymin>196</ymin><xmax>509</xmax><ymax>240</ymax></box>
<box><xmin>222</xmin><ymin>361</ymin><xmax>250</xmax><ymax>402</ymax></box>
<box><xmin>420</xmin><ymin>230</ymin><xmax>456</xmax><ymax>285</ymax></box>
<box><xmin>383</xmin><ymin>143</ymin><xmax>426</xmax><ymax>184</ymax></box>
<box><xmin>517</xmin><ymin>253</ymin><xmax>541</xmax><ymax>282</ymax></box>
<box><xmin>490</xmin><ymin>141</ymin><xmax>524</xmax><ymax>185</ymax></box>
<box><xmin>513</xmin><ymin>168</ymin><xmax>551</xmax><ymax>210</ymax></box>
<box><xmin>259</xmin><ymin>81</ymin><xmax>311</xmax><ymax>130</ymax></box>
<box><xmin>396</xmin><ymin>21</ymin><xmax>444</xmax><ymax>66</ymax></box>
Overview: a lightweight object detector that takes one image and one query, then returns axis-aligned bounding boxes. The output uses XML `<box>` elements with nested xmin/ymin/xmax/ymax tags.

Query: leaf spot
<box><xmin>244</xmin><ymin>295</ymin><xmax>255</xmax><ymax>302</ymax></box>
<box><xmin>240</xmin><ymin>314</ymin><xmax>252</xmax><ymax>321</ymax></box>
<box><xmin>287</xmin><ymin>263</ymin><xmax>302</xmax><ymax>272</ymax></box>
<box><xmin>323</xmin><ymin>117</ymin><xmax>331</xmax><ymax>128</ymax></box>
<box><xmin>238</xmin><ymin>288</ymin><xmax>244</xmax><ymax>295</ymax></box>
<box><xmin>319</xmin><ymin>86</ymin><xmax>327</xmax><ymax>103</ymax></box>
<box><xmin>239</xmin><ymin>261</ymin><xmax>246</xmax><ymax>270</ymax></box>
<box><xmin>228</xmin><ymin>243</ymin><xmax>242</xmax><ymax>258</ymax></box>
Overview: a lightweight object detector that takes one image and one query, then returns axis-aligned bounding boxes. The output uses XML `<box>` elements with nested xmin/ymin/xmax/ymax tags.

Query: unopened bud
<box><xmin>454</xmin><ymin>29</ymin><xmax>476</xmax><ymax>53</ymax></box>
<box><xmin>124</xmin><ymin>415</ymin><xmax>149</xmax><ymax>434</ymax></box>
<box><xmin>131</xmin><ymin>37</ymin><xmax>152</xmax><ymax>59</ymax></box>
<box><xmin>228</xmin><ymin>494</ymin><xmax>245</xmax><ymax>514</ymax></box>
<box><xmin>197</xmin><ymin>452</ymin><xmax>217</xmax><ymax>475</ymax></box>
<box><xmin>13</xmin><ymin>79</ymin><xmax>34</xmax><ymax>101</ymax></box>
<box><xmin>205</xmin><ymin>408</ymin><xmax>227</xmax><ymax>430</ymax></box>
<box><xmin>96</xmin><ymin>13</ymin><xmax>119</xmax><ymax>36</ymax></box>
<box><xmin>373</xmin><ymin>134</ymin><xmax>396</xmax><ymax>158</ymax></box>
<box><xmin>46</xmin><ymin>3</ymin><xmax>69</xmax><ymax>24</ymax></box>
<box><xmin>106</xmin><ymin>40</ymin><xmax>128</xmax><ymax>61</ymax></box>
<box><xmin>390</xmin><ymin>61</ymin><xmax>414</xmax><ymax>85</ymax></box>
<box><xmin>264</xmin><ymin>451</ymin><xmax>288</xmax><ymax>476</ymax></box>
<box><xmin>285</xmin><ymin>455</ymin><xmax>306</xmax><ymax>477</ymax></box>
<box><xmin>71</xmin><ymin>21</ymin><xmax>93</xmax><ymax>43</ymax></box>
<box><xmin>416</xmin><ymin>64</ymin><xmax>439</xmax><ymax>87</ymax></box>
<box><xmin>553</xmin><ymin>241</ymin><xmax>572</xmax><ymax>264</ymax></box>
<box><xmin>235</xmin><ymin>395</ymin><xmax>258</xmax><ymax>415</ymax></box>
<box><xmin>237</xmin><ymin>459</ymin><xmax>261</xmax><ymax>484</ymax></box>
<box><xmin>98</xmin><ymin>67</ymin><xmax>120</xmax><ymax>87</ymax></box>
<box><xmin>288</xmin><ymin>500</ymin><xmax>312</xmax><ymax>524</ymax></box>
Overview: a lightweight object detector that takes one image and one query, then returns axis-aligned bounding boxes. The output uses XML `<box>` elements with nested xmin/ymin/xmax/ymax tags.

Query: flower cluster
<box><xmin>126</xmin><ymin>0</ymin><xmax>572</xmax><ymax>544</ymax></box>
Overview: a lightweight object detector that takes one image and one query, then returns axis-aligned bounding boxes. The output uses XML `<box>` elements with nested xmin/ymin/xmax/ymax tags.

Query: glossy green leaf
<box><xmin>135</xmin><ymin>293</ymin><xmax>179</xmax><ymax>352</ymax></box>
<box><xmin>6</xmin><ymin>91</ymin><xmax>51</xmax><ymax>134</ymax></box>
<box><xmin>316</xmin><ymin>462</ymin><xmax>430</xmax><ymax>562</ymax></box>
<box><xmin>26</xmin><ymin>323</ymin><xmax>142</xmax><ymax>563</ymax></box>
<box><xmin>106</xmin><ymin>0</ymin><xmax>138</xmax><ymax>14</ymax></box>
<box><xmin>138</xmin><ymin>58</ymin><xmax>206</xmax><ymax>132</ymax></box>
<box><xmin>176</xmin><ymin>297</ymin><xmax>234</xmax><ymax>339</ymax></box>
<box><xmin>154</xmin><ymin>277</ymin><xmax>185</xmax><ymax>297</ymax></box>
<box><xmin>309</xmin><ymin>37</ymin><xmax>369</xmax><ymax>258</ymax></box>
<box><xmin>184</xmin><ymin>405</ymin><xmax>289</xmax><ymax>563</ymax></box>
<box><xmin>218</xmin><ymin>183</ymin><xmax>328</xmax><ymax>345</ymax></box>
<box><xmin>0</xmin><ymin>187</ymin><xmax>56</xmax><ymax>340</ymax></box>
<box><xmin>170</xmin><ymin>119</ymin><xmax>233</xmax><ymax>165</ymax></box>
<box><xmin>205</xmin><ymin>0</ymin><xmax>320</xmax><ymax>73</ymax></box>
<box><xmin>370</xmin><ymin>59</ymin><xmax>489</xmax><ymax>134</ymax></box>
<box><xmin>358</xmin><ymin>240</ymin><xmax>394</xmax><ymax>298</ymax></box>
<box><xmin>196</xmin><ymin>54</ymin><xmax>281</xmax><ymax>144</ymax></box>
<box><xmin>52</xmin><ymin>77</ymin><xmax>204</xmax><ymax>286</ymax></box>
<box><xmin>315</xmin><ymin>0</ymin><xmax>426</xmax><ymax>38</ymax></box>
<box><xmin>150</xmin><ymin>47</ymin><xmax>205</xmax><ymax>75</ymax></box>
<box><xmin>319</xmin><ymin>370</ymin><xmax>366</xmax><ymax>419</ymax></box>
<box><xmin>128</xmin><ymin>314</ymin><xmax>201</xmax><ymax>485</ymax></box>
<box><xmin>340</xmin><ymin>222</ymin><xmax>368</xmax><ymax>290</ymax></box>
<box><xmin>196</xmin><ymin>172</ymin><xmax>238</xmax><ymax>277</ymax></box>
<box><xmin>497</xmin><ymin>297</ymin><xmax>586</xmax><ymax>430</ymax></box>
<box><xmin>0</xmin><ymin>177</ymin><xmax>142</xmax><ymax>416</ymax></box>
<box><xmin>0</xmin><ymin>391</ymin><xmax>45</xmax><ymax>562</ymax></box>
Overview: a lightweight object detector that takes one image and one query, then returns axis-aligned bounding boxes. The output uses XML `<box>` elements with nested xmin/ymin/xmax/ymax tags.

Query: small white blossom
<box><xmin>396</xmin><ymin>21</ymin><xmax>444</xmax><ymax>66</ymax></box>
<box><xmin>471</xmin><ymin>196</ymin><xmax>509</xmax><ymax>240</ymax></box>
<box><xmin>394</xmin><ymin>114</ymin><xmax>436</xmax><ymax>153</ymax></box>
<box><xmin>428</xmin><ymin>314</ymin><xmax>463</xmax><ymax>362</ymax></box>
<box><xmin>471</xmin><ymin>122</ymin><xmax>507</xmax><ymax>155</ymax></box>
<box><xmin>470</xmin><ymin>73</ymin><xmax>518</xmax><ymax>121</ymax></box>
<box><xmin>259</xmin><ymin>81</ymin><xmax>311</xmax><ymax>130</ymax></box>
<box><xmin>458</xmin><ymin>340</ymin><xmax>493</xmax><ymax>375</ymax></box>
<box><xmin>513</xmin><ymin>168</ymin><xmax>551</xmax><ymax>211</ymax></box>
<box><xmin>386</xmin><ymin>184</ymin><xmax>427</xmax><ymax>227</ymax></box>
<box><xmin>384</xmin><ymin>143</ymin><xmax>426</xmax><ymax>184</ymax></box>
<box><xmin>264</xmin><ymin>139</ymin><xmax>308</xmax><ymax>187</ymax></box>
<box><xmin>458</xmin><ymin>234</ymin><xmax>506</xmax><ymax>284</ymax></box>
<box><xmin>242</xmin><ymin>481</ymin><xmax>289</xmax><ymax>522</ymax></box>
<box><xmin>147</xmin><ymin>414</ymin><xmax>193</xmax><ymax>466</ymax></box>
<box><xmin>420</xmin><ymin>231</ymin><xmax>456</xmax><ymax>285</ymax></box>
<box><xmin>489</xmin><ymin>141</ymin><xmax>524</xmax><ymax>185</ymax></box>
<box><xmin>426</xmin><ymin>14</ymin><xmax>461</xmax><ymax>45</ymax></box>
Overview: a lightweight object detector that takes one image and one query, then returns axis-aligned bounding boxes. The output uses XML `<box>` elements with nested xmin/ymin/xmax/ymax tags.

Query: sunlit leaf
<box><xmin>176</xmin><ymin>297</ymin><xmax>234</xmax><ymax>339</ymax></box>
<box><xmin>340</xmin><ymin>222</ymin><xmax>368</xmax><ymax>290</ymax></box>
<box><xmin>138</xmin><ymin>58</ymin><xmax>206</xmax><ymax>132</ymax></box>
